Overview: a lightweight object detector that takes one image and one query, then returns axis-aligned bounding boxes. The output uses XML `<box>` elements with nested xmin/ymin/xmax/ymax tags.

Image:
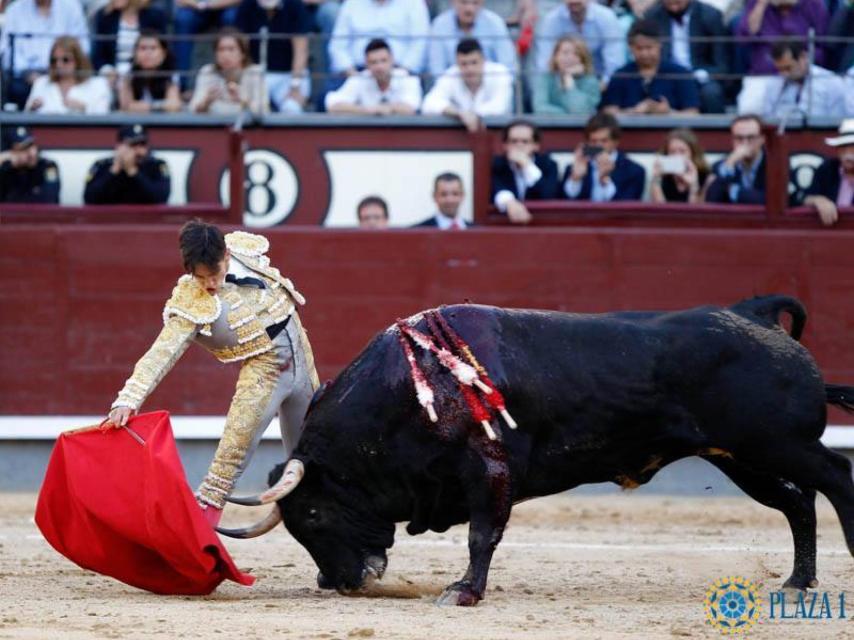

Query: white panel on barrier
<box><xmin>41</xmin><ymin>149</ymin><xmax>194</xmax><ymax>205</ymax></box>
<box><xmin>322</xmin><ymin>150</ymin><xmax>474</xmax><ymax>228</ymax></box>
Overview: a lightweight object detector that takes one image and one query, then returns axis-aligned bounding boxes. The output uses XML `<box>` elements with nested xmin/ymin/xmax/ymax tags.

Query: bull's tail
<box><xmin>826</xmin><ymin>384</ymin><xmax>854</xmax><ymax>414</ymax></box>
<box><xmin>731</xmin><ymin>295</ymin><xmax>807</xmax><ymax>341</ymax></box>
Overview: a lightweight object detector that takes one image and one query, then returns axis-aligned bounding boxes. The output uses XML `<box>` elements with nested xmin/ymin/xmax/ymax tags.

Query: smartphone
<box><xmin>659</xmin><ymin>155</ymin><xmax>687</xmax><ymax>175</ymax></box>
<box><xmin>583</xmin><ymin>144</ymin><xmax>604</xmax><ymax>158</ymax></box>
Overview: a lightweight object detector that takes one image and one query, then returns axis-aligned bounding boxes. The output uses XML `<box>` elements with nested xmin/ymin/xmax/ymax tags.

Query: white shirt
<box><xmin>846</xmin><ymin>68</ymin><xmax>854</xmax><ymax>117</ymax></box>
<box><xmin>328</xmin><ymin>0</ymin><xmax>430</xmax><ymax>74</ymax></box>
<box><xmin>493</xmin><ymin>160</ymin><xmax>543</xmax><ymax>211</ymax></box>
<box><xmin>1</xmin><ymin>0</ymin><xmax>90</xmax><ymax>75</ymax></box>
<box><xmin>760</xmin><ymin>65</ymin><xmax>847</xmax><ymax>120</ymax></box>
<box><xmin>421</xmin><ymin>61</ymin><xmax>512</xmax><ymax>117</ymax></box>
<box><xmin>431</xmin><ymin>212</ymin><xmax>467</xmax><ymax>230</ymax></box>
<box><xmin>670</xmin><ymin>13</ymin><xmax>692</xmax><ymax>70</ymax></box>
<box><xmin>564</xmin><ymin>151</ymin><xmax>619</xmax><ymax>202</ymax></box>
<box><xmin>114</xmin><ymin>19</ymin><xmax>139</xmax><ymax>76</ymax></box>
<box><xmin>428</xmin><ymin>8</ymin><xmax>517</xmax><ymax>78</ymax></box>
<box><xmin>24</xmin><ymin>74</ymin><xmax>112</xmax><ymax>114</ymax></box>
<box><xmin>324</xmin><ymin>67</ymin><xmax>422</xmax><ymax>111</ymax></box>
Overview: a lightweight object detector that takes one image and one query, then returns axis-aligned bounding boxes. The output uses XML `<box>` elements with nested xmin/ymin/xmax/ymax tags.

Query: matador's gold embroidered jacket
<box><xmin>112</xmin><ymin>231</ymin><xmax>318</xmax><ymax>410</ymax></box>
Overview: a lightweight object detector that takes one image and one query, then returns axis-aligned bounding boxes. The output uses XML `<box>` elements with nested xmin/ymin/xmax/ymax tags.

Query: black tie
<box><xmin>225</xmin><ymin>273</ymin><xmax>266</xmax><ymax>289</ymax></box>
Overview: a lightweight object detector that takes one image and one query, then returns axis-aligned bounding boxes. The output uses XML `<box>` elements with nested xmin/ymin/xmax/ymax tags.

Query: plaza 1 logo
<box><xmin>219</xmin><ymin>149</ymin><xmax>299</xmax><ymax>228</ymax></box>
<box><xmin>704</xmin><ymin>576</ymin><xmax>848</xmax><ymax>635</ymax></box>
<box><xmin>704</xmin><ymin>576</ymin><xmax>763</xmax><ymax>635</ymax></box>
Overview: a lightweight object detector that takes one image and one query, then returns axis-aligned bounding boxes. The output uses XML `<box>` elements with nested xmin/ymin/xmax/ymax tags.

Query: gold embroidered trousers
<box><xmin>196</xmin><ymin>316</ymin><xmax>317</xmax><ymax>509</ymax></box>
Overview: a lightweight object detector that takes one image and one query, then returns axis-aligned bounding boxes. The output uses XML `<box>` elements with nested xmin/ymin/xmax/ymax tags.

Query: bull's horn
<box><xmin>225</xmin><ymin>459</ymin><xmax>305</xmax><ymax>507</ymax></box>
<box><xmin>216</xmin><ymin>507</ymin><xmax>282</xmax><ymax>539</ymax></box>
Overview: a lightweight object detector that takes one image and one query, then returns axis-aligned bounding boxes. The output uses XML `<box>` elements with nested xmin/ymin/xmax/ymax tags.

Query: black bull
<box><xmin>221</xmin><ymin>296</ymin><xmax>854</xmax><ymax>606</ymax></box>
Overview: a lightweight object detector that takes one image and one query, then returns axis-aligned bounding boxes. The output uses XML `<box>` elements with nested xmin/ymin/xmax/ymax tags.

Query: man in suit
<box><xmin>646</xmin><ymin>0</ymin><xmax>729</xmax><ymax>113</ymax></box>
<box><xmin>491</xmin><ymin>119</ymin><xmax>559</xmax><ymax>224</ymax></box>
<box><xmin>802</xmin><ymin>118</ymin><xmax>854</xmax><ymax>227</ymax></box>
<box><xmin>563</xmin><ymin>112</ymin><xmax>645</xmax><ymax>202</ymax></box>
<box><xmin>417</xmin><ymin>172</ymin><xmax>469</xmax><ymax>229</ymax></box>
<box><xmin>706</xmin><ymin>114</ymin><xmax>767</xmax><ymax>205</ymax></box>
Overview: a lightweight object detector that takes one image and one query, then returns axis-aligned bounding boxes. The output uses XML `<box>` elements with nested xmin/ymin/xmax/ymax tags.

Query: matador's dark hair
<box><xmin>179</xmin><ymin>219</ymin><xmax>226</xmax><ymax>272</ymax></box>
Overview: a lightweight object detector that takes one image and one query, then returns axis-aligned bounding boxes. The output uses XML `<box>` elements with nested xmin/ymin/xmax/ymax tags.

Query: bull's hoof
<box><xmin>436</xmin><ymin>581</ymin><xmax>481</xmax><ymax>607</ymax></box>
<box><xmin>782</xmin><ymin>575</ymin><xmax>819</xmax><ymax>591</ymax></box>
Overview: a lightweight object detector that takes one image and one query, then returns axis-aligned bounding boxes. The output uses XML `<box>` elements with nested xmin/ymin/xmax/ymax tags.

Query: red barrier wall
<box><xmin>3</xmin><ymin>224</ymin><xmax>854</xmax><ymax>422</ymax></box>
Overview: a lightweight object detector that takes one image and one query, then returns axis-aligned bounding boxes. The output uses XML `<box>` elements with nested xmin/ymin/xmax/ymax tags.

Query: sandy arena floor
<box><xmin>0</xmin><ymin>492</ymin><xmax>850</xmax><ymax>640</ymax></box>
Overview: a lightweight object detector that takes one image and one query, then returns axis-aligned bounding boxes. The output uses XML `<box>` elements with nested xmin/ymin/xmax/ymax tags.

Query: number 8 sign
<box><xmin>219</xmin><ymin>149</ymin><xmax>299</xmax><ymax>227</ymax></box>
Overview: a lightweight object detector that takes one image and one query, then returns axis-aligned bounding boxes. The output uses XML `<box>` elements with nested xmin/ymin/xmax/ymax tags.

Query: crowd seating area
<box><xmin>1</xmin><ymin>0</ymin><xmax>853</xmax><ymax>118</ymax></box>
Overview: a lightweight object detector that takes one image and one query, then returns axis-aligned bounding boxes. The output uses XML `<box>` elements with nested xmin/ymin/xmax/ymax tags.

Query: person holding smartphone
<box><xmin>649</xmin><ymin>128</ymin><xmax>711</xmax><ymax>203</ymax></box>
<box><xmin>563</xmin><ymin>112</ymin><xmax>645</xmax><ymax>202</ymax></box>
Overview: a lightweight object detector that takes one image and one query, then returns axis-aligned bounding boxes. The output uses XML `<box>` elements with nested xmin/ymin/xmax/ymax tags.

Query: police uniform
<box><xmin>83</xmin><ymin>124</ymin><xmax>171</xmax><ymax>205</ymax></box>
<box><xmin>0</xmin><ymin>157</ymin><xmax>60</xmax><ymax>203</ymax></box>
<box><xmin>111</xmin><ymin>231</ymin><xmax>320</xmax><ymax>510</ymax></box>
<box><xmin>83</xmin><ymin>155</ymin><xmax>171</xmax><ymax>205</ymax></box>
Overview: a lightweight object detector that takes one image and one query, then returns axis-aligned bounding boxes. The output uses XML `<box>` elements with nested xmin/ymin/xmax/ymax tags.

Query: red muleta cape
<box><xmin>35</xmin><ymin>410</ymin><xmax>255</xmax><ymax>595</ymax></box>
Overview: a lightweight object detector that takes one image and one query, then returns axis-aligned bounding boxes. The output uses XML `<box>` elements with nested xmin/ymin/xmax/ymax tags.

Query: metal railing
<box><xmin>3</xmin><ymin>30</ymin><xmax>853</xmax><ymax>117</ymax></box>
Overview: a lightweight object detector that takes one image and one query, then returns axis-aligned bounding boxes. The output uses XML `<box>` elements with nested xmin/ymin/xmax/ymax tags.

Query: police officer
<box><xmin>83</xmin><ymin>124</ymin><xmax>170</xmax><ymax>205</ymax></box>
<box><xmin>0</xmin><ymin>127</ymin><xmax>61</xmax><ymax>203</ymax></box>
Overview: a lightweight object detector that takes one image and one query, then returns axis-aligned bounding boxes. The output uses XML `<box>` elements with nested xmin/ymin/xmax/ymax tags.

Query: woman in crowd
<box><xmin>649</xmin><ymin>128</ymin><xmax>712</xmax><ymax>204</ymax></box>
<box><xmin>189</xmin><ymin>27</ymin><xmax>267</xmax><ymax>116</ymax></box>
<box><xmin>91</xmin><ymin>0</ymin><xmax>167</xmax><ymax>76</ymax></box>
<box><xmin>532</xmin><ymin>36</ymin><xmax>600</xmax><ymax>115</ymax></box>
<box><xmin>118</xmin><ymin>31</ymin><xmax>182</xmax><ymax>113</ymax></box>
<box><xmin>25</xmin><ymin>37</ymin><xmax>112</xmax><ymax>115</ymax></box>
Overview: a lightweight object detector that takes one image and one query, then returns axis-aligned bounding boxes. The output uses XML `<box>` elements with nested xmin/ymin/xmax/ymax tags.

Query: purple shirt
<box><xmin>736</xmin><ymin>0</ymin><xmax>829</xmax><ymax>74</ymax></box>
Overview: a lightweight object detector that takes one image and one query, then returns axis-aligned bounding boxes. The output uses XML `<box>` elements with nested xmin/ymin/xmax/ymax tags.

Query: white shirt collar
<box><xmin>434</xmin><ymin>212</ymin><xmax>466</xmax><ymax>229</ymax></box>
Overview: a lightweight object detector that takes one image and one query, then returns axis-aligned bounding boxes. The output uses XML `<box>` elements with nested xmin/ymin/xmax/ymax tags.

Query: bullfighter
<box><xmin>106</xmin><ymin>220</ymin><xmax>319</xmax><ymax>526</ymax></box>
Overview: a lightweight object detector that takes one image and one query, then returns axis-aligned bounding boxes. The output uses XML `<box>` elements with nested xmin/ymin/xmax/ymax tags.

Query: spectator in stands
<box><xmin>25</xmin><ymin>37</ymin><xmax>112</xmax><ymax>115</ymax></box>
<box><xmin>801</xmin><ymin>119</ymin><xmax>854</xmax><ymax>226</ymax></box>
<box><xmin>705</xmin><ymin>114</ymin><xmax>767</xmax><ymax>205</ymax></box>
<box><xmin>118</xmin><ymin>31</ymin><xmax>183</xmax><ymax>113</ymax></box>
<box><xmin>422</xmin><ymin>39</ymin><xmax>513</xmax><ymax>132</ymax></box>
<box><xmin>532</xmin><ymin>36</ymin><xmax>600</xmax><ymax>115</ymax></box>
<box><xmin>535</xmin><ymin>0</ymin><xmax>626</xmax><ymax>83</ymax></box>
<box><xmin>325</xmin><ymin>38</ymin><xmax>422</xmax><ymax>114</ymax></box>
<box><xmin>328</xmin><ymin>0</ymin><xmax>430</xmax><ymax>76</ymax></box>
<box><xmin>600</xmin><ymin>20</ymin><xmax>700</xmax><ymax>115</ymax></box>
<box><xmin>563</xmin><ymin>112</ymin><xmax>645</xmax><ymax>202</ymax></box>
<box><xmin>646</xmin><ymin>0</ymin><xmax>729</xmax><ymax>113</ymax></box>
<box><xmin>428</xmin><ymin>0</ymin><xmax>517</xmax><ymax>80</ymax></box>
<box><xmin>357</xmin><ymin>195</ymin><xmax>390</xmax><ymax>228</ymax></box>
<box><xmin>736</xmin><ymin>0</ymin><xmax>829</xmax><ymax>75</ymax></box>
<box><xmin>173</xmin><ymin>0</ymin><xmax>241</xmax><ymax>89</ymax></box>
<box><xmin>649</xmin><ymin>128</ymin><xmax>711</xmax><ymax>204</ymax></box>
<box><xmin>757</xmin><ymin>39</ymin><xmax>846</xmax><ymax>119</ymax></box>
<box><xmin>827</xmin><ymin>2</ymin><xmax>854</xmax><ymax>73</ymax></box>
<box><xmin>417</xmin><ymin>172</ymin><xmax>468</xmax><ymax>228</ymax></box>
<box><xmin>236</xmin><ymin>0</ymin><xmax>312</xmax><ymax>114</ymax></box>
<box><xmin>1</xmin><ymin>0</ymin><xmax>90</xmax><ymax>109</ymax></box>
<box><xmin>84</xmin><ymin>124</ymin><xmax>170</xmax><ymax>205</ymax></box>
<box><xmin>190</xmin><ymin>28</ymin><xmax>267</xmax><ymax>115</ymax></box>
<box><xmin>91</xmin><ymin>0</ymin><xmax>167</xmax><ymax>77</ymax></box>
<box><xmin>0</xmin><ymin>127</ymin><xmax>60</xmax><ymax>204</ymax></box>
<box><xmin>491</xmin><ymin>119</ymin><xmax>559</xmax><ymax>224</ymax></box>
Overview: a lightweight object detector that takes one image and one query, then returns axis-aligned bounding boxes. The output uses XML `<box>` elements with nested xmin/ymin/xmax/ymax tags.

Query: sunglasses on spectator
<box><xmin>51</xmin><ymin>56</ymin><xmax>73</xmax><ymax>64</ymax></box>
